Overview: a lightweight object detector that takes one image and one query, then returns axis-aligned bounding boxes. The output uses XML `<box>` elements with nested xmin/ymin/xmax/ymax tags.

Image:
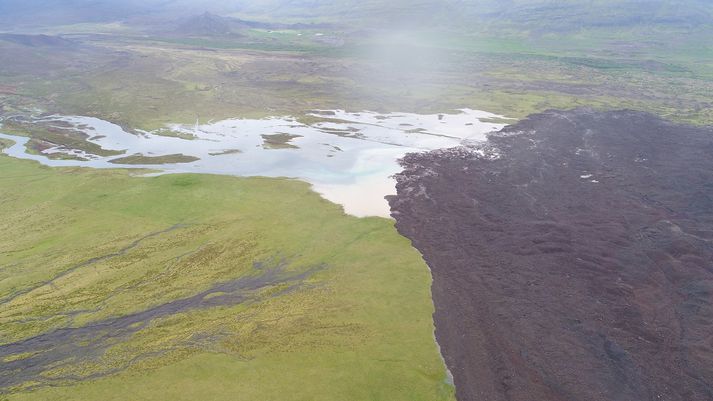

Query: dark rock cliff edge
<box><xmin>388</xmin><ymin>109</ymin><xmax>713</xmax><ymax>401</ymax></box>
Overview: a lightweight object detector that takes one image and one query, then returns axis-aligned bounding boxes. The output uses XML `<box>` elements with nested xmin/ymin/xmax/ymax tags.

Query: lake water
<box><xmin>0</xmin><ymin>109</ymin><xmax>508</xmax><ymax>217</ymax></box>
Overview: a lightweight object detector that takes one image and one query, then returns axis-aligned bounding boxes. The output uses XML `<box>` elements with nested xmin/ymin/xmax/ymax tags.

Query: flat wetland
<box><xmin>0</xmin><ymin>109</ymin><xmax>506</xmax><ymax>217</ymax></box>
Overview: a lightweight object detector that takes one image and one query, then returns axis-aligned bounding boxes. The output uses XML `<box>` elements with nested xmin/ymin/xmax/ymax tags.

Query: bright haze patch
<box><xmin>0</xmin><ymin>109</ymin><xmax>507</xmax><ymax>217</ymax></box>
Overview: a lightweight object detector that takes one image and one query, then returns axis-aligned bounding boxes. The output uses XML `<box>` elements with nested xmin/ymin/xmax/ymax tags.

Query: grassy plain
<box><xmin>0</xmin><ymin>145</ymin><xmax>453</xmax><ymax>400</ymax></box>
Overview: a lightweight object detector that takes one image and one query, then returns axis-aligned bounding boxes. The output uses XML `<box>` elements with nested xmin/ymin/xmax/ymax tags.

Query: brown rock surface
<box><xmin>388</xmin><ymin>109</ymin><xmax>713</xmax><ymax>401</ymax></box>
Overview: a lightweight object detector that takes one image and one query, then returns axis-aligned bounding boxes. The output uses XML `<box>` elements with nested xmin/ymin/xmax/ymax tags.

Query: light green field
<box><xmin>0</xmin><ymin>142</ymin><xmax>454</xmax><ymax>401</ymax></box>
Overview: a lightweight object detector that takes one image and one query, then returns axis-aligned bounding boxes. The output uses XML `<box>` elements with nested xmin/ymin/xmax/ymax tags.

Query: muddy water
<box><xmin>0</xmin><ymin>109</ymin><xmax>508</xmax><ymax>217</ymax></box>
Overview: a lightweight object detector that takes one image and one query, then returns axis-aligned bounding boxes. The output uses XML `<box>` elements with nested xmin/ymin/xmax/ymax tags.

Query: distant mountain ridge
<box><xmin>169</xmin><ymin>12</ymin><xmax>334</xmax><ymax>37</ymax></box>
<box><xmin>0</xmin><ymin>33</ymin><xmax>76</xmax><ymax>48</ymax></box>
<box><xmin>175</xmin><ymin>12</ymin><xmax>248</xmax><ymax>37</ymax></box>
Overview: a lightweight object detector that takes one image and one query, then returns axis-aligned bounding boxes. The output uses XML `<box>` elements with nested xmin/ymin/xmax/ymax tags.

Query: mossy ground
<box><xmin>0</xmin><ymin>149</ymin><xmax>454</xmax><ymax>401</ymax></box>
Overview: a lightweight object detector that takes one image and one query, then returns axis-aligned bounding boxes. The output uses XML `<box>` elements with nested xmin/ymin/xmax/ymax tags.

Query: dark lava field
<box><xmin>389</xmin><ymin>109</ymin><xmax>713</xmax><ymax>401</ymax></box>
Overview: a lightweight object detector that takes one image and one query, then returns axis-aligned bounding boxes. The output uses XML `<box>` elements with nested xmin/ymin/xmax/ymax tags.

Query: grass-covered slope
<box><xmin>0</xmin><ymin>144</ymin><xmax>453</xmax><ymax>401</ymax></box>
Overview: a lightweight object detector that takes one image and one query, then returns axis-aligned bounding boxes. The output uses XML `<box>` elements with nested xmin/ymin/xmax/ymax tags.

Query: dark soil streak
<box><xmin>0</xmin><ymin>262</ymin><xmax>323</xmax><ymax>392</ymax></box>
<box><xmin>0</xmin><ymin>224</ymin><xmax>187</xmax><ymax>306</ymax></box>
<box><xmin>389</xmin><ymin>109</ymin><xmax>713</xmax><ymax>401</ymax></box>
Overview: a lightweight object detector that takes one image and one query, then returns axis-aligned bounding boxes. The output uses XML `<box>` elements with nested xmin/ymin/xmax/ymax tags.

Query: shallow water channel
<box><xmin>0</xmin><ymin>109</ymin><xmax>508</xmax><ymax>217</ymax></box>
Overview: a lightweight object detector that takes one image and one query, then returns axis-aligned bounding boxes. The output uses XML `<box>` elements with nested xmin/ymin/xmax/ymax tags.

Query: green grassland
<box><xmin>0</xmin><ymin>144</ymin><xmax>454</xmax><ymax>400</ymax></box>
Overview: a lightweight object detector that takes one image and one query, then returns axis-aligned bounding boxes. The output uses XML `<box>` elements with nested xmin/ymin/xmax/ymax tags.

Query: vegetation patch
<box><xmin>0</xmin><ymin>137</ymin><xmax>15</xmax><ymax>150</ymax></box>
<box><xmin>108</xmin><ymin>153</ymin><xmax>200</xmax><ymax>165</ymax></box>
<box><xmin>0</xmin><ymin>120</ymin><xmax>124</xmax><ymax>157</ymax></box>
<box><xmin>208</xmin><ymin>148</ymin><xmax>242</xmax><ymax>156</ymax></box>
<box><xmin>261</xmin><ymin>133</ymin><xmax>302</xmax><ymax>149</ymax></box>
